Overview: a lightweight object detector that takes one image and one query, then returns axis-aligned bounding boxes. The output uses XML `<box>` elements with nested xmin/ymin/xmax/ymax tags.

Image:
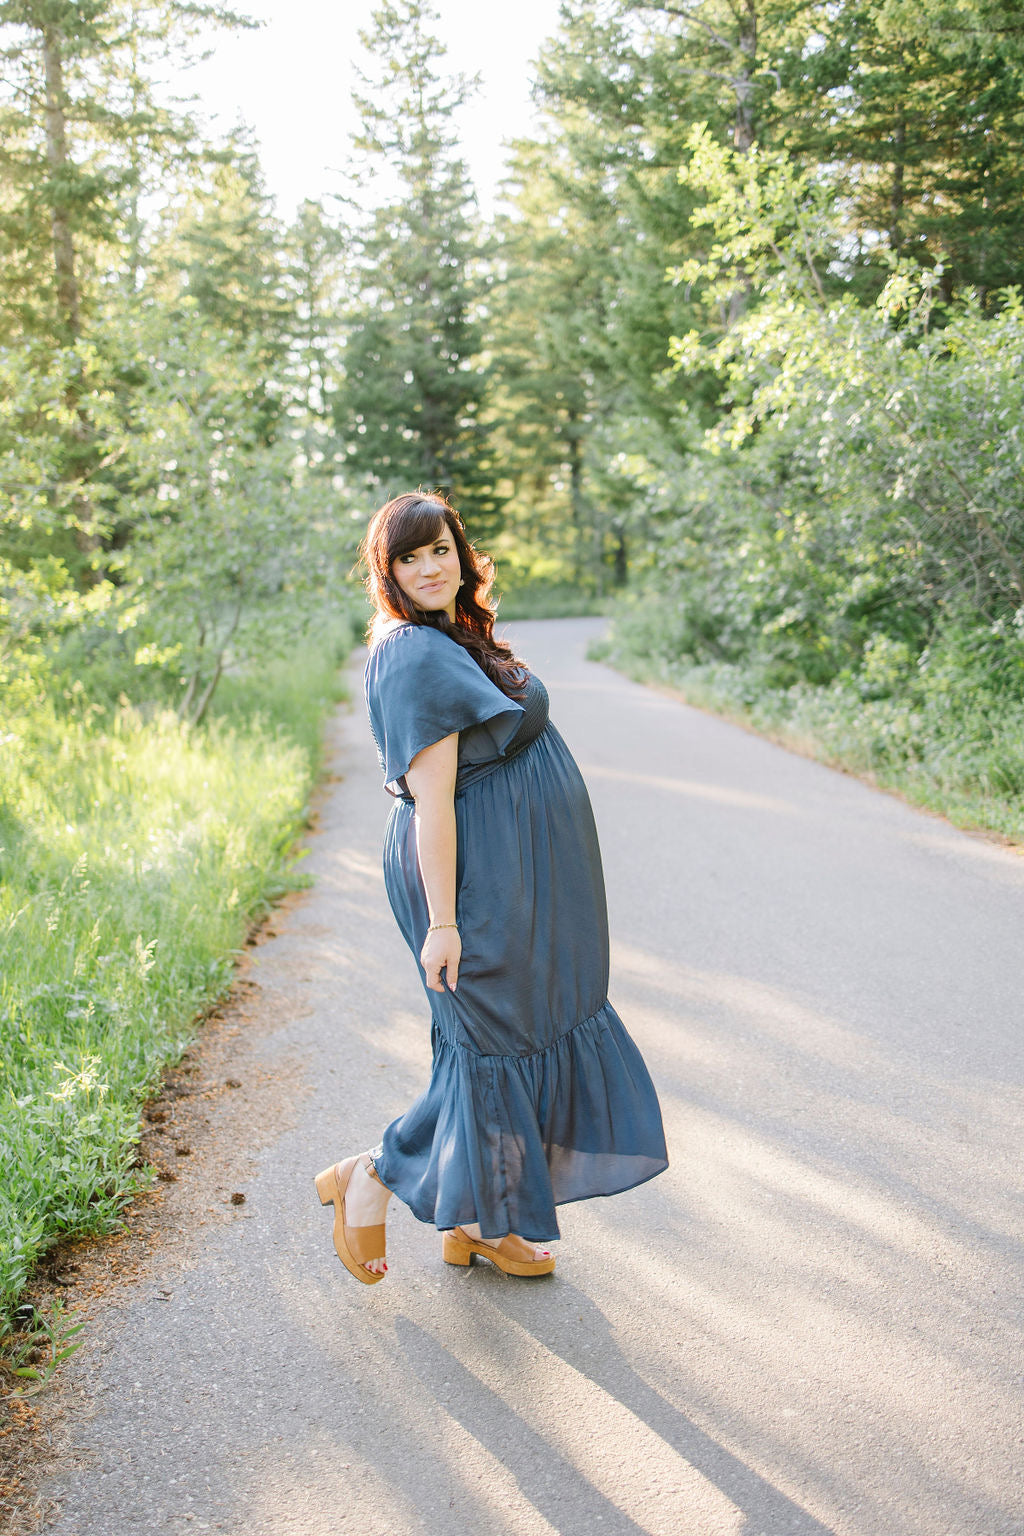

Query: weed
<box><xmin>1</xmin><ymin>1299</ymin><xmax>85</xmax><ymax>1399</ymax></box>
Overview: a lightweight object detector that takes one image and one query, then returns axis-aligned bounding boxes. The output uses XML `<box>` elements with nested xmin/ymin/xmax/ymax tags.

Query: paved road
<box><xmin>39</xmin><ymin>619</ymin><xmax>1024</xmax><ymax>1535</ymax></box>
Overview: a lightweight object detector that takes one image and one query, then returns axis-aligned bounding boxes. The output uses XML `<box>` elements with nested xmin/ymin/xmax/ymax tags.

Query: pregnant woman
<box><xmin>315</xmin><ymin>492</ymin><xmax>667</xmax><ymax>1281</ymax></box>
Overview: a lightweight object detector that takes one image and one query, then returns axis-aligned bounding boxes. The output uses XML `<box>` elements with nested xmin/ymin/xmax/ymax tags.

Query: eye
<box><xmin>434</xmin><ymin>542</ymin><xmax>450</xmax><ymax>554</ymax></box>
<box><xmin>397</xmin><ymin>553</ymin><xmax>416</xmax><ymax>564</ymax></box>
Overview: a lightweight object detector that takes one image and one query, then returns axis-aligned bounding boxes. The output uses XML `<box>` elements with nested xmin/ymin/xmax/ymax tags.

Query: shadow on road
<box><xmin>397</xmin><ymin>1296</ymin><xmax>837</xmax><ymax>1536</ymax></box>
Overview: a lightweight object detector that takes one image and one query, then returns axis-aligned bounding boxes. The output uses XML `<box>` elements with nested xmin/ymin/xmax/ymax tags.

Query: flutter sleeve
<box><xmin>364</xmin><ymin>623</ymin><xmax>524</xmax><ymax>794</ymax></box>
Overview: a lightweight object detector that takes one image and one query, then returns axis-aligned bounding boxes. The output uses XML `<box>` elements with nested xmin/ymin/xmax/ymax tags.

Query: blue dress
<box><xmin>364</xmin><ymin>621</ymin><xmax>668</xmax><ymax>1243</ymax></box>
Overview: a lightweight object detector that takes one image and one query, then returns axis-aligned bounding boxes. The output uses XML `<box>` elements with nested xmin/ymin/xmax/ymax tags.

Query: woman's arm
<box><xmin>404</xmin><ymin>732</ymin><xmax>461</xmax><ymax>993</ymax></box>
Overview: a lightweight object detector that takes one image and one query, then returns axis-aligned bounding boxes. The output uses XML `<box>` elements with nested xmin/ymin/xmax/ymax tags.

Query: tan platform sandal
<box><xmin>442</xmin><ymin>1227</ymin><xmax>555</xmax><ymax>1277</ymax></box>
<box><xmin>314</xmin><ymin>1154</ymin><xmax>387</xmax><ymax>1285</ymax></box>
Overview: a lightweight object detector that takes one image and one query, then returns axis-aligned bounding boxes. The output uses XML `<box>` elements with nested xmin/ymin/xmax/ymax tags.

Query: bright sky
<box><xmin>176</xmin><ymin>0</ymin><xmax>564</xmax><ymax>219</ymax></box>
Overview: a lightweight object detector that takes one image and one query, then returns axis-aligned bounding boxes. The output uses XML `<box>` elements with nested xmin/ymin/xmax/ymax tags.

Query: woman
<box><xmin>315</xmin><ymin>492</ymin><xmax>667</xmax><ymax>1282</ymax></box>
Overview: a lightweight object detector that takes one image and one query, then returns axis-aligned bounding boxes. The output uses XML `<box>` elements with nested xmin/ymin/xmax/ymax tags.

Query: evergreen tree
<box><xmin>333</xmin><ymin>0</ymin><xmax>496</xmax><ymax>523</ymax></box>
<box><xmin>490</xmin><ymin>1</ymin><xmax>766</xmax><ymax>586</ymax></box>
<box><xmin>0</xmin><ymin>0</ymin><xmax>253</xmax><ymax>581</ymax></box>
<box><xmin>776</xmin><ymin>0</ymin><xmax>1024</xmax><ymax>297</ymax></box>
<box><xmin>0</xmin><ymin>0</ymin><xmax>253</xmax><ymax>345</ymax></box>
<box><xmin>151</xmin><ymin>133</ymin><xmax>292</xmax><ymax>443</ymax></box>
<box><xmin>283</xmin><ymin>198</ymin><xmax>347</xmax><ymax>467</ymax></box>
<box><xmin>488</xmin><ymin>137</ymin><xmax>608</xmax><ymax>584</ymax></box>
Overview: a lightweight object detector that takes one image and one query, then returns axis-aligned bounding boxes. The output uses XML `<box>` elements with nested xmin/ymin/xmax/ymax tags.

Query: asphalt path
<box><xmin>39</xmin><ymin>618</ymin><xmax>1024</xmax><ymax>1536</ymax></box>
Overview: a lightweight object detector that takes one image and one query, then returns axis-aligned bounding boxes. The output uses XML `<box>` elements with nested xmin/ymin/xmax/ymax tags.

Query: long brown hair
<box><xmin>361</xmin><ymin>492</ymin><xmax>528</xmax><ymax>699</ymax></box>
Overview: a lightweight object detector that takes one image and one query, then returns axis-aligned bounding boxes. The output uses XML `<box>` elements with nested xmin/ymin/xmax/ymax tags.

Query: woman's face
<box><xmin>391</xmin><ymin>524</ymin><xmax>462</xmax><ymax>619</ymax></box>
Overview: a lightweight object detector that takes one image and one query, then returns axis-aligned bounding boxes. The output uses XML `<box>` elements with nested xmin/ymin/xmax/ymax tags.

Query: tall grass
<box><xmin>0</xmin><ymin>627</ymin><xmax>355</xmax><ymax>1327</ymax></box>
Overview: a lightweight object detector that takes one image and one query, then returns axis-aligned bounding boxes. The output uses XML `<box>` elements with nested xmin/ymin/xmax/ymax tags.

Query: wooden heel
<box><xmin>314</xmin><ymin>1168</ymin><xmax>336</xmax><ymax>1206</ymax></box>
<box><xmin>441</xmin><ymin>1226</ymin><xmax>555</xmax><ymax>1277</ymax></box>
<box><xmin>442</xmin><ymin>1230</ymin><xmax>473</xmax><ymax>1266</ymax></box>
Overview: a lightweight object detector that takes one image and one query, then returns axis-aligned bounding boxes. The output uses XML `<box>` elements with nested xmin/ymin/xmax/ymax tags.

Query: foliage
<box><xmin>106</xmin><ymin>305</ymin><xmax>354</xmax><ymax>723</ymax></box>
<box><xmin>660</xmin><ymin>128</ymin><xmax>1024</xmax><ymax>683</ymax></box>
<box><xmin>486</xmin><ymin>135</ymin><xmax>611</xmax><ymax>586</ymax></box>
<box><xmin>282</xmin><ymin>198</ymin><xmax>347</xmax><ymax>463</ymax></box>
<box><xmin>570</xmin><ymin>45</ymin><xmax>1024</xmax><ymax>847</ymax></box>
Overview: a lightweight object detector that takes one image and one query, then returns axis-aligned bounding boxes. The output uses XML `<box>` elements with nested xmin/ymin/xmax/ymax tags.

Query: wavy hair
<box><xmin>361</xmin><ymin>492</ymin><xmax>528</xmax><ymax>699</ymax></box>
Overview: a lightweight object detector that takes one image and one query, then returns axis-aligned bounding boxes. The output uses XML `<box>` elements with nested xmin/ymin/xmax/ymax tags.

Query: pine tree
<box><xmin>150</xmin><ymin>133</ymin><xmax>292</xmax><ymax>444</ymax></box>
<box><xmin>0</xmin><ymin>0</ymin><xmax>254</xmax><ymax>580</ymax></box>
<box><xmin>283</xmin><ymin>198</ymin><xmax>346</xmax><ymax>464</ymax></box>
<box><xmin>776</xmin><ymin>0</ymin><xmax>1024</xmax><ymax>297</ymax></box>
<box><xmin>488</xmin><ymin>137</ymin><xmax>608</xmax><ymax>584</ymax></box>
<box><xmin>333</xmin><ymin>0</ymin><xmax>496</xmax><ymax>523</ymax></box>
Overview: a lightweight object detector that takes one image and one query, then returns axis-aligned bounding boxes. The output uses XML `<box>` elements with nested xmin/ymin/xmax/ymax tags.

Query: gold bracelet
<box><xmin>427</xmin><ymin>922</ymin><xmax>459</xmax><ymax>933</ymax></box>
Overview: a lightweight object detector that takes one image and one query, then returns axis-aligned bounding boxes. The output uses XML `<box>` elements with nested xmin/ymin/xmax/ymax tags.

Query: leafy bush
<box><xmin>594</xmin><ymin>138</ymin><xmax>1024</xmax><ymax>841</ymax></box>
<box><xmin>615</xmin><ymin>136</ymin><xmax>1024</xmax><ymax>700</ymax></box>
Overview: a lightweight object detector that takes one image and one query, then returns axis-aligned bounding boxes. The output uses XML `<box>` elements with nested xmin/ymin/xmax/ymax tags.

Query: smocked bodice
<box><xmin>504</xmin><ymin>672</ymin><xmax>549</xmax><ymax>758</ymax></box>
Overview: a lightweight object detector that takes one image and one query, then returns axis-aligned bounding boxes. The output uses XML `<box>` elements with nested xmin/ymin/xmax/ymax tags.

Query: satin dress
<box><xmin>364</xmin><ymin>621</ymin><xmax>667</xmax><ymax>1242</ymax></box>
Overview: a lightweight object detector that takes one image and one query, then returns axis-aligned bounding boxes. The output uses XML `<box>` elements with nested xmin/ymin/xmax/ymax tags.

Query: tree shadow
<box><xmin>394</xmin><ymin>1298</ymin><xmax>837</xmax><ymax>1536</ymax></box>
<box><xmin>394</xmin><ymin>1313</ymin><xmax>656</xmax><ymax>1536</ymax></box>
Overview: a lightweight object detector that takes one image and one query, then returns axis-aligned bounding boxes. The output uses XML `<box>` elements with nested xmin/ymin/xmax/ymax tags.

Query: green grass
<box><xmin>0</xmin><ymin>624</ymin><xmax>357</xmax><ymax>1330</ymax></box>
<box><xmin>593</xmin><ymin>612</ymin><xmax>1024</xmax><ymax>846</ymax></box>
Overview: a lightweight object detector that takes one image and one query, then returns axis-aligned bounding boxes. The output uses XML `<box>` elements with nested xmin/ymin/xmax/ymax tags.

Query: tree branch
<box><xmin>634</xmin><ymin>2</ymin><xmax>735</xmax><ymax>53</ymax></box>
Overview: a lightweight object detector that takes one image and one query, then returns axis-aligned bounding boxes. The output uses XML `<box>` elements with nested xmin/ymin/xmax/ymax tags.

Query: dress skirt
<box><xmin>372</xmin><ymin>717</ymin><xmax>668</xmax><ymax>1243</ymax></box>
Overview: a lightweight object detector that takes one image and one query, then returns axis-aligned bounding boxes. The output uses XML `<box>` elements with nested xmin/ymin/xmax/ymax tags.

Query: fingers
<box><xmin>424</xmin><ymin>959</ymin><xmax>457</xmax><ymax>993</ymax></box>
<box><xmin>420</xmin><ymin>932</ymin><xmax>461</xmax><ymax>993</ymax></box>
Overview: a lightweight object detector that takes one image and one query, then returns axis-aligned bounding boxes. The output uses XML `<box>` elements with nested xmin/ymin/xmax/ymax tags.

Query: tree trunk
<box><xmin>41</xmin><ymin>19</ymin><xmax>101</xmax><ymax>578</ymax></box>
<box><xmin>726</xmin><ymin>1</ymin><xmax>758</xmax><ymax>326</ymax></box>
<box><xmin>41</xmin><ymin>26</ymin><xmax>81</xmax><ymax>341</ymax></box>
<box><xmin>191</xmin><ymin>652</ymin><xmax>225</xmax><ymax>727</ymax></box>
<box><xmin>733</xmin><ymin>0</ymin><xmax>758</xmax><ymax>153</ymax></box>
<box><xmin>890</xmin><ymin>114</ymin><xmax>906</xmax><ymax>254</ymax></box>
<box><xmin>566</xmin><ymin>413</ymin><xmax>581</xmax><ymax>580</ymax></box>
<box><xmin>612</xmin><ymin>525</ymin><xmax>628</xmax><ymax>586</ymax></box>
<box><xmin>592</xmin><ymin>512</ymin><xmax>605</xmax><ymax>598</ymax></box>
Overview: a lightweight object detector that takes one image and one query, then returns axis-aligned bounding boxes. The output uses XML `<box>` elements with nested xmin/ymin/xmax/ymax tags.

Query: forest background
<box><xmin>2</xmin><ymin>0</ymin><xmax>1023</xmax><ymax>1357</ymax></box>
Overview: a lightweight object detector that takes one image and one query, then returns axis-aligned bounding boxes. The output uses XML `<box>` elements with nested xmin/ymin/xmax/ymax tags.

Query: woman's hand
<box><xmin>420</xmin><ymin>927</ymin><xmax>461</xmax><ymax>992</ymax></box>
